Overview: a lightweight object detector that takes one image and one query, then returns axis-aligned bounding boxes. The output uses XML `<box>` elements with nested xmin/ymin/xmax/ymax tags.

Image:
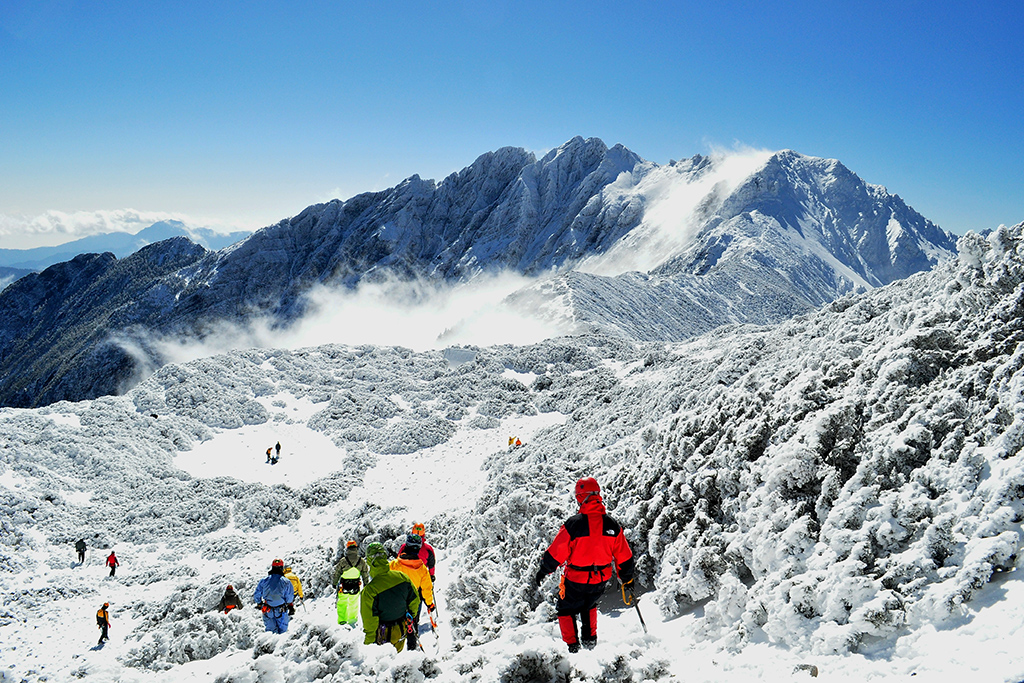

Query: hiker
<box><xmin>106</xmin><ymin>551</ymin><xmax>119</xmax><ymax>577</ymax></box>
<box><xmin>508</xmin><ymin>436</ymin><xmax>515</xmax><ymax>451</ymax></box>
<box><xmin>266</xmin><ymin>447</ymin><xmax>273</xmax><ymax>464</ymax></box>
<box><xmin>514</xmin><ymin>437</ymin><xmax>522</xmax><ymax>449</ymax></box>
<box><xmin>275</xmin><ymin>441</ymin><xmax>281</xmax><ymax>458</ymax></box>
<box><xmin>534</xmin><ymin>477</ymin><xmax>635</xmax><ymax>653</ymax></box>
<box><xmin>283</xmin><ymin>565</ymin><xmax>304</xmax><ymax>602</ymax></box>
<box><xmin>96</xmin><ymin>602</ymin><xmax>111</xmax><ymax>645</ymax></box>
<box><xmin>75</xmin><ymin>539</ymin><xmax>86</xmax><ymax>564</ymax></box>
<box><xmin>399</xmin><ymin>523</ymin><xmax>436</xmax><ymax>581</ymax></box>
<box><xmin>217</xmin><ymin>584</ymin><xmax>244</xmax><ymax>613</ymax></box>
<box><xmin>390</xmin><ymin>534</ymin><xmax>435</xmax><ymax>648</ymax></box>
<box><xmin>360</xmin><ymin>542</ymin><xmax>419</xmax><ymax>652</ymax></box>
<box><xmin>334</xmin><ymin>540</ymin><xmax>370</xmax><ymax>626</ymax></box>
<box><xmin>253</xmin><ymin>558</ymin><xmax>295</xmax><ymax>633</ymax></box>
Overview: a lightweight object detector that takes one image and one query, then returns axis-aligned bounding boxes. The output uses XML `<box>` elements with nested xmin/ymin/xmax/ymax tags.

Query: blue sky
<box><xmin>1</xmin><ymin>0</ymin><xmax>1021</xmax><ymax>248</ymax></box>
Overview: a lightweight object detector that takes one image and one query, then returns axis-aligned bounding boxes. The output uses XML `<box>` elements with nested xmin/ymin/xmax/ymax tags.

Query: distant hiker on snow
<box><xmin>508</xmin><ymin>436</ymin><xmax>515</xmax><ymax>450</ymax></box>
<box><xmin>283</xmin><ymin>565</ymin><xmax>304</xmax><ymax>602</ymax></box>
<box><xmin>253</xmin><ymin>558</ymin><xmax>295</xmax><ymax>633</ymax></box>
<box><xmin>75</xmin><ymin>539</ymin><xmax>86</xmax><ymax>564</ymax></box>
<box><xmin>391</xmin><ymin>533</ymin><xmax>435</xmax><ymax>648</ymax></box>
<box><xmin>400</xmin><ymin>523</ymin><xmax>436</xmax><ymax>581</ymax></box>
<box><xmin>96</xmin><ymin>602</ymin><xmax>111</xmax><ymax>645</ymax></box>
<box><xmin>106</xmin><ymin>551</ymin><xmax>119</xmax><ymax>577</ymax></box>
<box><xmin>514</xmin><ymin>437</ymin><xmax>522</xmax><ymax>449</ymax></box>
<box><xmin>360</xmin><ymin>542</ymin><xmax>419</xmax><ymax>652</ymax></box>
<box><xmin>334</xmin><ymin>540</ymin><xmax>370</xmax><ymax>626</ymax></box>
<box><xmin>535</xmin><ymin>477</ymin><xmax>635</xmax><ymax>653</ymax></box>
<box><xmin>266</xmin><ymin>447</ymin><xmax>273</xmax><ymax>464</ymax></box>
<box><xmin>275</xmin><ymin>441</ymin><xmax>281</xmax><ymax>458</ymax></box>
<box><xmin>217</xmin><ymin>584</ymin><xmax>244</xmax><ymax>613</ymax></box>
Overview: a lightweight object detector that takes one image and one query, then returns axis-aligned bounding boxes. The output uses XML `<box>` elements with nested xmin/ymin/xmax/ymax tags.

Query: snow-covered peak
<box><xmin>0</xmin><ymin>137</ymin><xmax>961</xmax><ymax>409</ymax></box>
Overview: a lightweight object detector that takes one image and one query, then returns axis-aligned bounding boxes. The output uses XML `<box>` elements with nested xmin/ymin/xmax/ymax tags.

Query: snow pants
<box><xmin>364</xmin><ymin>619</ymin><xmax>409</xmax><ymax>652</ymax></box>
<box><xmin>262</xmin><ymin>605</ymin><xmax>290</xmax><ymax>633</ymax></box>
<box><xmin>556</xmin><ymin>580</ymin><xmax>606</xmax><ymax>646</ymax></box>
<box><xmin>336</xmin><ymin>590</ymin><xmax>360</xmax><ymax>625</ymax></box>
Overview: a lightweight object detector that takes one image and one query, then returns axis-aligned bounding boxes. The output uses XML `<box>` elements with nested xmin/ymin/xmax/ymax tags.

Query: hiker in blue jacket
<box><xmin>253</xmin><ymin>558</ymin><xmax>295</xmax><ymax>633</ymax></box>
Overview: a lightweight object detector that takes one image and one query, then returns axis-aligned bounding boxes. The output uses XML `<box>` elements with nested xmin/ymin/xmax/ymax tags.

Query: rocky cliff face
<box><xmin>0</xmin><ymin>139</ymin><xmax>959</xmax><ymax>407</ymax></box>
<box><xmin>503</xmin><ymin>150</ymin><xmax>958</xmax><ymax>340</ymax></box>
<box><xmin>0</xmin><ymin>238</ymin><xmax>207</xmax><ymax>407</ymax></box>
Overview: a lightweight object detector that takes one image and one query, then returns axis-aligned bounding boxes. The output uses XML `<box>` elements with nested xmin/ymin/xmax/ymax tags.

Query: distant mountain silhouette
<box><xmin>0</xmin><ymin>220</ymin><xmax>251</xmax><ymax>271</ymax></box>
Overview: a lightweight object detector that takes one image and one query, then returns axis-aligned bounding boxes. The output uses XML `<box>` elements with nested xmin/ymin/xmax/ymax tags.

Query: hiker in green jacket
<box><xmin>360</xmin><ymin>542</ymin><xmax>420</xmax><ymax>652</ymax></box>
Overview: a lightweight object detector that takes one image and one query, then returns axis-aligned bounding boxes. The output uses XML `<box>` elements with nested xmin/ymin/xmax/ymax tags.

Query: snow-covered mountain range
<box><xmin>2</xmin><ymin>222</ymin><xmax>1023</xmax><ymax>682</ymax></box>
<box><xmin>0</xmin><ymin>138</ymin><xmax>957</xmax><ymax>409</ymax></box>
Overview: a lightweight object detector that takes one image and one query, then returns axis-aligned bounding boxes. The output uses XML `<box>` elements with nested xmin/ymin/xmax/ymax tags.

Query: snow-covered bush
<box><xmin>369</xmin><ymin>416</ymin><xmax>457</xmax><ymax>455</ymax></box>
<box><xmin>234</xmin><ymin>489</ymin><xmax>302</xmax><ymax>531</ymax></box>
<box><xmin>124</xmin><ymin>610</ymin><xmax>260</xmax><ymax>668</ymax></box>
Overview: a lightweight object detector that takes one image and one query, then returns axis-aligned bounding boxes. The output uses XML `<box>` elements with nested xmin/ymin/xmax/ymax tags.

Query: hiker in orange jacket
<box><xmin>390</xmin><ymin>533</ymin><xmax>435</xmax><ymax>648</ymax></box>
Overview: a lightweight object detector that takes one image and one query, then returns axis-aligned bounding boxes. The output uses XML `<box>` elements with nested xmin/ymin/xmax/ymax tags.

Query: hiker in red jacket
<box><xmin>535</xmin><ymin>477</ymin><xmax>635</xmax><ymax>653</ymax></box>
<box><xmin>106</xmin><ymin>551</ymin><xmax>119</xmax><ymax>577</ymax></box>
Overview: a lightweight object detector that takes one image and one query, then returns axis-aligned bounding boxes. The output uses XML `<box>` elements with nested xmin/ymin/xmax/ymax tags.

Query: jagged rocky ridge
<box><xmin>0</xmin><ymin>138</ymin><xmax>956</xmax><ymax>408</ymax></box>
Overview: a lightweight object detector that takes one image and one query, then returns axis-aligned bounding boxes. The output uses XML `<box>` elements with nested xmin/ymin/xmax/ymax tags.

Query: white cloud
<box><xmin>147</xmin><ymin>272</ymin><xmax>569</xmax><ymax>370</ymax></box>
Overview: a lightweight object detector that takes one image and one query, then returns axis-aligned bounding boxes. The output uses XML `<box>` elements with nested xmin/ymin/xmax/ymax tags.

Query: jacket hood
<box><xmin>397</xmin><ymin>556</ymin><xmax>425</xmax><ymax>570</ymax></box>
<box><xmin>579</xmin><ymin>494</ymin><xmax>606</xmax><ymax>515</ymax></box>
<box><xmin>366</xmin><ymin>542</ymin><xmax>390</xmax><ymax>576</ymax></box>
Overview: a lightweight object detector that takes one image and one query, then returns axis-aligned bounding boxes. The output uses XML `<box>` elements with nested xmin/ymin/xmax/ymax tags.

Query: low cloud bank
<box><xmin>147</xmin><ymin>272</ymin><xmax>569</xmax><ymax>370</ymax></box>
<box><xmin>0</xmin><ymin>209</ymin><xmax>249</xmax><ymax>249</ymax></box>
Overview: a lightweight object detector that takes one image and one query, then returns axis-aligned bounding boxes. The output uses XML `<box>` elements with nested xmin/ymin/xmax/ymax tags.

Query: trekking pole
<box><xmin>620</xmin><ymin>579</ymin><xmax>648</xmax><ymax>634</ymax></box>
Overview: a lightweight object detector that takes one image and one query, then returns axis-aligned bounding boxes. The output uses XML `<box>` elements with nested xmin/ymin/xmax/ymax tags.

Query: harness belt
<box><xmin>567</xmin><ymin>563</ymin><xmax>612</xmax><ymax>573</ymax></box>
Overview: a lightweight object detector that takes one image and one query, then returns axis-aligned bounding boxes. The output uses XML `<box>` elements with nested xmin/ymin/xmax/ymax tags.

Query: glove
<box><xmin>535</xmin><ymin>569</ymin><xmax>548</xmax><ymax>587</ymax></box>
<box><xmin>287</xmin><ymin>604</ymin><xmax>296</xmax><ymax>616</ymax></box>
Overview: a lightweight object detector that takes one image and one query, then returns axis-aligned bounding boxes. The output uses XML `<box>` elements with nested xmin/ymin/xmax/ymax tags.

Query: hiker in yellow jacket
<box><xmin>390</xmin><ymin>533</ymin><xmax>435</xmax><ymax>644</ymax></box>
<box><xmin>283</xmin><ymin>566</ymin><xmax>304</xmax><ymax>602</ymax></box>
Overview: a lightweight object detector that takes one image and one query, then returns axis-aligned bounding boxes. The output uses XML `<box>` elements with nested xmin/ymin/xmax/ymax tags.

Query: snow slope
<box><xmin>2</xmin><ymin>224</ymin><xmax>1023</xmax><ymax>682</ymax></box>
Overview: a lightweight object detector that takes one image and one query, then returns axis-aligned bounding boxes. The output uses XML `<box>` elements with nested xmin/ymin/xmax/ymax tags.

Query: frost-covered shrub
<box><xmin>498</xmin><ymin>649</ymin><xmax>571</xmax><ymax>683</ymax></box>
<box><xmin>468</xmin><ymin>415</ymin><xmax>501</xmax><ymax>430</ymax></box>
<box><xmin>299</xmin><ymin>472</ymin><xmax>360</xmax><ymax>508</ymax></box>
<box><xmin>234</xmin><ymin>490</ymin><xmax>302</xmax><ymax>531</ymax></box>
<box><xmin>134</xmin><ymin>357</ymin><xmax>270</xmax><ymax>429</ymax></box>
<box><xmin>200</xmin><ymin>534</ymin><xmax>264</xmax><ymax>561</ymax></box>
<box><xmin>123</xmin><ymin>610</ymin><xmax>259</xmax><ymax>668</ymax></box>
<box><xmin>370</xmin><ymin>416</ymin><xmax>456</xmax><ymax>455</ymax></box>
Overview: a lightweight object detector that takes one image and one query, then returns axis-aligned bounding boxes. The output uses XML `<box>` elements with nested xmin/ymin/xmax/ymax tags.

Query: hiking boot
<box><xmin>582</xmin><ymin>638</ymin><xmax>597</xmax><ymax>650</ymax></box>
<box><xmin>567</xmin><ymin>642</ymin><xmax>580</xmax><ymax>653</ymax></box>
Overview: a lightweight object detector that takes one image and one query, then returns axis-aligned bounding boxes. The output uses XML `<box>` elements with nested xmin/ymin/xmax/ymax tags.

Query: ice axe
<box><xmin>619</xmin><ymin>578</ymin><xmax>648</xmax><ymax>634</ymax></box>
